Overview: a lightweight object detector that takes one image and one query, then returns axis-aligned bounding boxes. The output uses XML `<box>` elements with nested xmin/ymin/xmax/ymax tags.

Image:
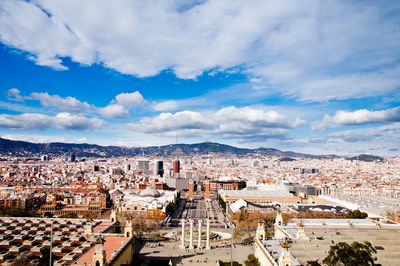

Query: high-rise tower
<box><xmin>205</xmin><ymin>180</ymin><xmax>210</xmax><ymax>200</ymax></box>
<box><xmin>189</xmin><ymin>180</ymin><xmax>194</xmax><ymax>201</ymax></box>
<box><xmin>154</xmin><ymin>160</ymin><xmax>164</xmax><ymax>177</ymax></box>
<box><xmin>173</xmin><ymin>160</ymin><xmax>180</xmax><ymax>177</ymax></box>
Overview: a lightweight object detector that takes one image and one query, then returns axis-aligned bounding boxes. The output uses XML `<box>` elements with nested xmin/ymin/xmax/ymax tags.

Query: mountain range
<box><xmin>0</xmin><ymin>137</ymin><xmax>385</xmax><ymax>161</ymax></box>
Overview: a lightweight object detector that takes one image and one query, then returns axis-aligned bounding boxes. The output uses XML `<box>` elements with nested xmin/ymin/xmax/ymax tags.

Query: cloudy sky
<box><xmin>0</xmin><ymin>0</ymin><xmax>399</xmax><ymax>156</ymax></box>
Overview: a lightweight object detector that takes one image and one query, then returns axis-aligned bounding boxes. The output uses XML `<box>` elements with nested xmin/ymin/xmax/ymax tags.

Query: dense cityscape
<box><xmin>0</xmin><ymin>140</ymin><xmax>397</xmax><ymax>265</ymax></box>
<box><xmin>1</xmin><ymin>0</ymin><xmax>399</xmax><ymax>265</ymax></box>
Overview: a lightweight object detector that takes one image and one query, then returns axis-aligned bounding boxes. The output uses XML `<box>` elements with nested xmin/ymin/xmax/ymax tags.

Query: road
<box><xmin>167</xmin><ymin>194</ymin><xmax>227</xmax><ymax>228</ymax></box>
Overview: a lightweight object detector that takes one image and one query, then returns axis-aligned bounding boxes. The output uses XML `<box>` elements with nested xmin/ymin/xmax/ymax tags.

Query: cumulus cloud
<box><xmin>6</xmin><ymin>88</ymin><xmax>24</xmax><ymax>102</ymax></box>
<box><xmin>115</xmin><ymin>91</ymin><xmax>145</xmax><ymax>107</ymax></box>
<box><xmin>1</xmin><ymin>0</ymin><xmax>399</xmax><ymax>101</ymax></box>
<box><xmin>128</xmin><ymin>106</ymin><xmax>303</xmax><ymax>141</ymax></box>
<box><xmin>97</xmin><ymin>91</ymin><xmax>145</xmax><ymax>119</ymax></box>
<box><xmin>273</xmin><ymin>122</ymin><xmax>400</xmax><ymax>157</ymax></box>
<box><xmin>152</xmin><ymin>100</ymin><xmax>179</xmax><ymax>112</ymax></box>
<box><xmin>291</xmin><ymin>69</ymin><xmax>400</xmax><ymax>102</ymax></box>
<box><xmin>5</xmin><ymin>89</ymin><xmax>145</xmax><ymax>119</ymax></box>
<box><xmin>313</xmin><ymin>106</ymin><xmax>400</xmax><ymax>131</ymax></box>
<box><xmin>305</xmin><ymin>123</ymin><xmax>400</xmax><ymax>156</ymax></box>
<box><xmin>30</xmin><ymin>92</ymin><xmax>91</xmax><ymax>112</ymax></box>
<box><xmin>2</xmin><ymin>134</ymin><xmax>88</xmax><ymax>144</ymax></box>
<box><xmin>97</xmin><ymin>104</ymin><xmax>130</xmax><ymax>119</ymax></box>
<box><xmin>0</xmin><ymin>112</ymin><xmax>105</xmax><ymax>130</ymax></box>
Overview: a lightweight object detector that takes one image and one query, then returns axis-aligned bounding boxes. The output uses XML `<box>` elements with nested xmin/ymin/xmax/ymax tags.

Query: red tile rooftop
<box><xmin>93</xmin><ymin>221</ymin><xmax>113</xmax><ymax>234</ymax></box>
<box><xmin>74</xmin><ymin>236</ymin><xmax>130</xmax><ymax>265</ymax></box>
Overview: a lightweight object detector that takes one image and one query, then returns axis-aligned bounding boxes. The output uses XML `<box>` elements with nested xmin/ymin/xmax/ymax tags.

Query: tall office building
<box><xmin>137</xmin><ymin>160</ymin><xmax>150</xmax><ymax>172</ymax></box>
<box><xmin>173</xmin><ymin>160</ymin><xmax>180</xmax><ymax>177</ymax></box>
<box><xmin>154</xmin><ymin>160</ymin><xmax>164</xmax><ymax>177</ymax></box>
<box><xmin>124</xmin><ymin>164</ymin><xmax>131</xmax><ymax>173</ymax></box>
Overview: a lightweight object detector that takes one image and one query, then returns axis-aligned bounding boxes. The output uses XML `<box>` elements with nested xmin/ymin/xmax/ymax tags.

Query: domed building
<box><xmin>118</xmin><ymin>187</ymin><xmax>177</xmax><ymax>220</ymax></box>
<box><xmin>138</xmin><ymin>187</ymin><xmax>161</xmax><ymax>198</ymax></box>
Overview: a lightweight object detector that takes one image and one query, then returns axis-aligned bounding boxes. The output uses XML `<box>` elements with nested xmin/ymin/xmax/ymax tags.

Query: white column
<box><xmin>189</xmin><ymin>219</ymin><xmax>194</xmax><ymax>249</ymax></box>
<box><xmin>180</xmin><ymin>219</ymin><xmax>185</xmax><ymax>249</ymax></box>
<box><xmin>206</xmin><ymin>219</ymin><xmax>210</xmax><ymax>249</ymax></box>
<box><xmin>198</xmin><ymin>220</ymin><xmax>202</xmax><ymax>249</ymax></box>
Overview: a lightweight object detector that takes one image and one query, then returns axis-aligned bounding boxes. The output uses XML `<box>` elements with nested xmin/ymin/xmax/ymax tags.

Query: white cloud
<box><xmin>2</xmin><ymin>134</ymin><xmax>87</xmax><ymax>144</ymax></box>
<box><xmin>132</xmin><ymin>110</ymin><xmax>212</xmax><ymax>133</ymax></box>
<box><xmin>0</xmin><ymin>0</ymin><xmax>86</xmax><ymax>70</ymax></box>
<box><xmin>0</xmin><ymin>112</ymin><xmax>105</xmax><ymax>130</ymax></box>
<box><xmin>6</xmin><ymin>88</ymin><xmax>24</xmax><ymax>102</ymax></box>
<box><xmin>128</xmin><ymin>106</ymin><xmax>303</xmax><ymax>141</ymax></box>
<box><xmin>25</xmin><ymin>90</ymin><xmax>145</xmax><ymax>119</ymax></box>
<box><xmin>30</xmin><ymin>92</ymin><xmax>91</xmax><ymax>112</ymax></box>
<box><xmin>305</xmin><ymin>123</ymin><xmax>400</xmax><ymax>157</ymax></box>
<box><xmin>313</xmin><ymin>106</ymin><xmax>400</xmax><ymax>131</ymax></box>
<box><xmin>115</xmin><ymin>91</ymin><xmax>145</xmax><ymax>107</ymax></box>
<box><xmin>291</xmin><ymin>69</ymin><xmax>400</xmax><ymax>102</ymax></box>
<box><xmin>54</xmin><ymin>112</ymin><xmax>105</xmax><ymax>130</ymax></box>
<box><xmin>97</xmin><ymin>104</ymin><xmax>129</xmax><ymax>119</ymax></box>
<box><xmin>96</xmin><ymin>91</ymin><xmax>145</xmax><ymax>119</ymax></box>
<box><xmin>96</xmin><ymin>91</ymin><xmax>146</xmax><ymax>119</ymax></box>
<box><xmin>215</xmin><ymin>106</ymin><xmax>297</xmax><ymax>128</ymax></box>
<box><xmin>1</xmin><ymin>0</ymin><xmax>399</xmax><ymax>101</ymax></box>
<box><xmin>152</xmin><ymin>100</ymin><xmax>179</xmax><ymax>112</ymax></box>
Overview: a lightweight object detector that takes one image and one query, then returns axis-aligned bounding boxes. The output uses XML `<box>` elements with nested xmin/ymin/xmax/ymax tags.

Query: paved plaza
<box><xmin>137</xmin><ymin>238</ymin><xmax>253</xmax><ymax>265</ymax></box>
<box><xmin>291</xmin><ymin>228</ymin><xmax>400</xmax><ymax>265</ymax></box>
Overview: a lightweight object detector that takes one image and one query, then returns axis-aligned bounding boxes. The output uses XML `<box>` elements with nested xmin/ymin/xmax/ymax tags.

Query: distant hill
<box><xmin>346</xmin><ymin>154</ymin><xmax>384</xmax><ymax>162</ymax></box>
<box><xmin>279</xmin><ymin>157</ymin><xmax>297</xmax><ymax>162</ymax></box>
<box><xmin>0</xmin><ymin>137</ymin><xmax>385</xmax><ymax>159</ymax></box>
<box><xmin>0</xmin><ymin>137</ymin><xmax>321</xmax><ymax>158</ymax></box>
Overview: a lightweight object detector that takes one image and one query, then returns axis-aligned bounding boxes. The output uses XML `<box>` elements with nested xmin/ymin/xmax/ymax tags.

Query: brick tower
<box><xmin>205</xmin><ymin>180</ymin><xmax>210</xmax><ymax>200</ymax></box>
<box><xmin>189</xmin><ymin>179</ymin><xmax>194</xmax><ymax>201</ymax></box>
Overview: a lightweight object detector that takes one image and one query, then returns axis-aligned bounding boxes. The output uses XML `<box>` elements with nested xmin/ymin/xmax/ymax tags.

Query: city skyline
<box><xmin>0</xmin><ymin>0</ymin><xmax>399</xmax><ymax>157</ymax></box>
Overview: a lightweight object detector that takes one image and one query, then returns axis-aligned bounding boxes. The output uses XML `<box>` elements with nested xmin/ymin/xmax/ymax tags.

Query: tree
<box><xmin>219</xmin><ymin>261</ymin><xmax>240</xmax><ymax>266</ymax></box>
<box><xmin>166</xmin><ymin>201</ymin><xmax>177</xmax><ymax>215</ymax></box>
<box><xmin>345</xmin><ymin>210</ymin><xmax>368</xmax><ymax>219</ymax></box>
<box><xmin>0</xmin><ymin>207</ymin><xmax>39</xmax><ymax>217</ymax></box>
<box><xmin>245</xmin><ymin>254</ymin><xmax>261</xmax><ymax>266</ymax></box>
<box><xmin>11</xmin><ymin>255</ymin><xmax>35</xmax><ymax>266</ymax></box>
<box><xmin>60</xmin><ymin>212</ymin><xmax>78</xmax><ymax>218</ymax></box>
<box><xmin>217</xmin><ymin>194</ymin><xmax>226</xmax><ymax>213</ymax></box>
<box><xmin>306</xmin><ymin>260</ymin><xmax>321</xmax><ymax>266</ymax></box>
<box><xmin>239</xmin><ymin>209</ymin><xmax>249</xmax><ymax>222</ymax></box>
<box><xmin>83</xmin><ymin>212</ymin><xmax>98</xmax><ymax>219</ymax></box>
<box><xmin>322</xmin><ymin>241</ymin><xmax>377</xmax><ymax>266</ymax></box>
<box><xmin>39</xmin><ymin>247</ymin><xmax>51</xmax><ymax>266</ymax></box>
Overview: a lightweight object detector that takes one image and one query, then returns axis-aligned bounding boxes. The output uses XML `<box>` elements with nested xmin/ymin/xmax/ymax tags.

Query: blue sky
<box><xmin>0</xmin><ymin>0</ymin><xmax>399</xmax><ymax>156</ymax></box>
